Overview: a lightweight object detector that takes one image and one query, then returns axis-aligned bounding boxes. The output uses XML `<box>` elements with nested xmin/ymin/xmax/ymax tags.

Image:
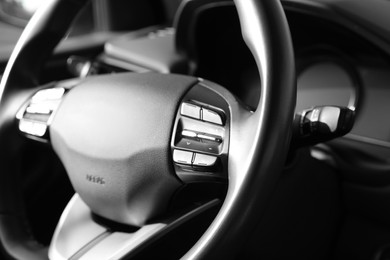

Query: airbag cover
<box><xmin>50</xmin><ymin>73</ymin><xmax>197</xmax><ymax>226</ymax></box>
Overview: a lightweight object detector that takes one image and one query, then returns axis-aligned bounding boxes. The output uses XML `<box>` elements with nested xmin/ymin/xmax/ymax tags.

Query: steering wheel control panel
<box><xmin>171</xmin><ymin>83</ymin><xmax>230</xmax><ymax>183</ymax></box>
<box><xmin>175</xmin><ymin>102</ymin><xmax>224</xmax><ymax>155</ymax></box>
<box><xmin>15</xmin><ymin>80</ymin><xmax>80</xmax><ymax>142</ymax></box>
<box><xmin>16</xmin><ymin>86</ymin><xmax>67</xmax><ymax>142</ymax></box>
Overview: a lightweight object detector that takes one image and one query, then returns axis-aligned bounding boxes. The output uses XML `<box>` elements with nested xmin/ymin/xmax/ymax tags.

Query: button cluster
<box><xmin>181</xmin><ymin>102</ymin><xmax>223</xmax><ymax>125</ymax></box>
<box><xmin>173</xmin><ymin>149</ymin><xmax>218</xmax><ymax>168</ymax></box>
<box><xmin>17</xmin><ymin>88</ymin><xmax>65</xmax><ymax>139</ymax></box>
<box><xmin>173</xmin><ymin>101</ymin><xmax>227</xmax><ymax>174</ymax></box>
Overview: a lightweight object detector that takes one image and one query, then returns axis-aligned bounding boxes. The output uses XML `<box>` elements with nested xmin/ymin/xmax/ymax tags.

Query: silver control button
<box><xmin>196</xmin><ymin>133</ymin><xmax>222</xmax><ymax>143</ymax></box>
<box><xmin>26</xmin><ymin>104</ymin><xmax>52</xmax><ymax>115</ymax></box>
<box><xmin>181</xmin><ymin>103</ymin><xmax>201</xmax><ymax>120</ymax></box>
<box><xmin>173</xmin><ymin>149</ymin><xmax>193</xmax><ymax>165</ymax></box>
<box><xmin>19</xmin><ymin>120</ymin><xmax>47</xmax><ymax>137</ymax></box>
<box><xmin>193</xmin><ymin>153</ymin><xmax>218</xmax><ymax>167</ymax></box>
<box><xmin>202</xmin><ymin>108</ymin><xmax>223</xmax><ymax>125</ymax></box>
<box><xmin>181</xmin><ymin>130</ymin><xmax>197</xmax><ymax>138</ymax></box>
<box><xmin>31</xmin><ymin>88</ymin><xmax>65</xmax><ymax>103</ymax></box>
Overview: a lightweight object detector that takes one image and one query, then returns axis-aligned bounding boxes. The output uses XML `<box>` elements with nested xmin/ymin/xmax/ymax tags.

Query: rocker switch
<box><xmin>202</xmin><ymin>108</ymin><xmax>223</xmax><ymax>125</ymax></box>
<box><xmin>173</xmin><ymin>149</ymin><xmax>193</xmax><ymax>165</ymax></box>
<box><xmin>193</xmin><ymin>153</ymin><xmax>218</xmax><ymax>167</ymax></box>
<box><xmin>181</xmin><ymin>103</ymin><xmax>201</xmax><ymax>120</ymax></box>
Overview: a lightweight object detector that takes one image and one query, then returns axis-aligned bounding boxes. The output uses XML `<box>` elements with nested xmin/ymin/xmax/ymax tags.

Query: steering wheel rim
<box><xmin>0</xmin><ymin>0</ymin><xmax>295</xmax><ymax>259</ymax></box>
<box><xmin>185</xmin><ymin>1</ymin><xmax>295</xmax><ymax>258</ymax></box>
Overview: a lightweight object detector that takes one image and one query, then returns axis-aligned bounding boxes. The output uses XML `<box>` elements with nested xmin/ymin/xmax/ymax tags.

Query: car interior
<box><xmin>0</xmin><ymin>0</ymin><xmax>390</xmax><ymax>259</ymax></box>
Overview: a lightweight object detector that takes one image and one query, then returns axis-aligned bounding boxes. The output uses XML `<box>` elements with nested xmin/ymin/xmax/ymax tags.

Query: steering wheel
<box><xmin>0</xmin><ymin>0</ymin><xmax>295</xmax><ymax>259</ymax></box>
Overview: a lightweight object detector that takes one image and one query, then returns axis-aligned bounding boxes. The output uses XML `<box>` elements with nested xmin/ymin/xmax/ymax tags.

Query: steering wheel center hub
<box><xmin>50</xmin><ymin>73</ymin><xmax>197</xmax><ymax>226</ymax></box>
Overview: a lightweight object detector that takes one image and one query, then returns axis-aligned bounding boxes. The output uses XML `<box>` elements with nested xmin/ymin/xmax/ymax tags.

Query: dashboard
<box><xmin>87</xmin><ymin>1</ymin><xmax>390</xmax><ymax>162</ymax></box>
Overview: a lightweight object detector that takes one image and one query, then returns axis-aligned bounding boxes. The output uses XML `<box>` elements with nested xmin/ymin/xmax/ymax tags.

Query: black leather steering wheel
<box><xmin>0</xmin><ymin>0</ymin><xmax>295</xmax><ymax>259</ymax></box>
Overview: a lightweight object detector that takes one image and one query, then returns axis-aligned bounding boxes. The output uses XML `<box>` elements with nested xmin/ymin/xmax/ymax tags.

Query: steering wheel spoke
<box><xmin>50</xmin><ymin>194</ymin><xmax>221</xmax><ymax>260</ymax></box>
